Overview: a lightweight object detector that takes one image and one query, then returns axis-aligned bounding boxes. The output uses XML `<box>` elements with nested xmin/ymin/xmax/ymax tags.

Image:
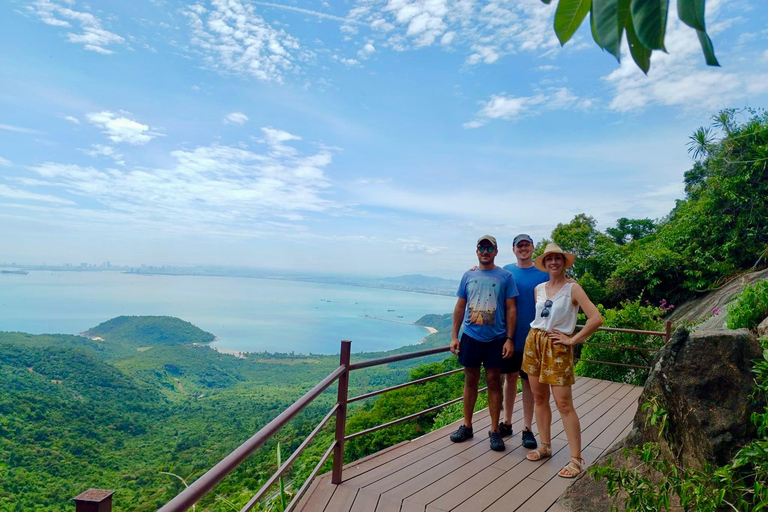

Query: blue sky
<box><xmin>1</xmin><ymin>0</ymin><xmax>767</xmax><ymax>277</ymax></box>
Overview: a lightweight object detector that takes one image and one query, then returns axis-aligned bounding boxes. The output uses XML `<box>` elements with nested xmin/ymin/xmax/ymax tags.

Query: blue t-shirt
<box><xmin>457</xmin><ymin>266</ymin><xmax>518</xmax><ymax>342</ymax></box>
<box><xmin>503</xmin><ymin>264</ymin><xmax>549</xmax><ymax>351</ymax></box>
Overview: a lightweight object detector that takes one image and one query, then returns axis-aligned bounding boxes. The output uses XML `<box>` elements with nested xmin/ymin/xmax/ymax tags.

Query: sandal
<box><xmin>558</xmin><ymin>457</ymin><xmax>585</xmax><ymax>478</ymax></box>
<box><xmin>525</xmin><ymin>443</ymin><xmax>552</xmax><ymax>461</ymax></box>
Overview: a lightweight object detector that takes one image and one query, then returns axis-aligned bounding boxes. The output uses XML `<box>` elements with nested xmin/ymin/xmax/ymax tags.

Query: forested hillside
<box><xmin>0</xmin><ymin>315</ymin><xmax>449</xmax><ymax>511</ymax></box>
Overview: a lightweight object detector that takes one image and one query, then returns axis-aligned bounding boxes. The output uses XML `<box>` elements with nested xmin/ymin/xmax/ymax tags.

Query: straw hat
<box><xmin>534</xmin><ymin>243</ymin><xmax>575</xmax><ymax>272</ymax></box>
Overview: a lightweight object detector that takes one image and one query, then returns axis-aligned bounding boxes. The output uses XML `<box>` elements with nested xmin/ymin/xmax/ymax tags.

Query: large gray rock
<box><xmin>558</xmin><ymin>328</ymin><xmax>763</xmax><ymax>511</ymax></box>
<box><xmin>667</xmin><ymin>268</ymin><xmax>768</xmax><ymax>331</ymax></box>
<box><xmin>759</xmin><ymin>316</ymin><xmax>768</xmax><ymax>337</ymax></box>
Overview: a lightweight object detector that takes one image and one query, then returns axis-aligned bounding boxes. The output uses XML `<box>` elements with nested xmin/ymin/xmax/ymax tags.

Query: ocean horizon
<box><xmin>0</xmin><ymin>271</ymin><xmax>456</xmax><ymax>354</ymax></box>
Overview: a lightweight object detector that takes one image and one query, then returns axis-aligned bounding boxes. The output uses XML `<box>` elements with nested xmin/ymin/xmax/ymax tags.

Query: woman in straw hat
<box><xmin>521</xmin><ymin>243</ymin><xmax>603</xmax><ymax>478</ymax></box>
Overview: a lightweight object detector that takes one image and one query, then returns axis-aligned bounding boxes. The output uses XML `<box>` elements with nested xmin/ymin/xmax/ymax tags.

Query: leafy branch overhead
<box><xmin>542</xmin><ymin>0</ymin><xmax>719</xmax><ymax>73</ymax></box>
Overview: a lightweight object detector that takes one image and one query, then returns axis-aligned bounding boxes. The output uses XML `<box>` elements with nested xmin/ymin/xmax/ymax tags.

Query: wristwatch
<box><xmin>506</xmin><ymin>336</ymin><xmax>514</xmax><ymax>341</ymax></box>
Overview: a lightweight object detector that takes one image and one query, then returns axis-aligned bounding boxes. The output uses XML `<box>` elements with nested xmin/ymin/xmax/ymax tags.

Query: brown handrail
<box><xmin>575</xmin><ymin>324</ymin><xmax>667</xmax><ymax>337</ymax></box>
<box><xmin>157</xmin><ymin>364</ymin><xmax>346</xmax><ymax>512</ymax></box>
<box><xmin>345</xmin><ymin>386</ymin><xmax>488</xmax><ymax>441</ymax></box>
<box><xmin>581</xmin><ymin>342</ymin><xmax>659</xmax><ymax>353</ymax></box>
<box><xmin>348</xmin><ymin>368</ymin><xmax>465</xmax><ymax>403</ymax></box>
<box><xmin>238</xmin><ymin>403</ymin><xmax>339</xmax><ymax>512</ymax></box>
<box><xmin>283</xmin><ymin>440</ymin><xmax>337</xmax><ymax>512</ymax></box>
<box><xmin>349</xmin><ymin>346</ymin><xmax>450</xmax><ymax>371</ymax></box>
<box><xmin>575</xmin><ymin>358</ymin><xmax>651</xmax><ymax>370</ymax></box>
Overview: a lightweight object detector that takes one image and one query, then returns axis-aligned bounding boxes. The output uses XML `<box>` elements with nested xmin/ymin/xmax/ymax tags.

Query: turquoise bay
<box><xmin>0</xmin><ymin>271</ymin><xmax>455</xmax><ymax>354</ymax></box>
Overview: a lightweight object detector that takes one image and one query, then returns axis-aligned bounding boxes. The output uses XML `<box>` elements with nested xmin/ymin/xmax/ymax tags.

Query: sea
<box><xmin>0</xmin><ymin>271</ymin><xmax>456</xmax><ymax>354</ymax></box>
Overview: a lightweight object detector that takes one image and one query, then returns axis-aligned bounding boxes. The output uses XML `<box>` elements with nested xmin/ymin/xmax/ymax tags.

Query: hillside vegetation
<box><xmin>0</xmin><ymin>315</ymin><xmax>451</xmax><ymax>511</ymax></box>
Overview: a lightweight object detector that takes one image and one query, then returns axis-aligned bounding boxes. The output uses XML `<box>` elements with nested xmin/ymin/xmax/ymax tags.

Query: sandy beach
<box><xmin>423</xmin><ymin>326</ymin><xmax>437</xmax><ymax>334</ymax></box>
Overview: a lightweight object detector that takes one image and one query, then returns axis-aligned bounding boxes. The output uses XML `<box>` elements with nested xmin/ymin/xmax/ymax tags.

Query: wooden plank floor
<box><xmin>296</xmin><ymin>377</ymin><xmax>642</xmax><ymax>512</ymax></box>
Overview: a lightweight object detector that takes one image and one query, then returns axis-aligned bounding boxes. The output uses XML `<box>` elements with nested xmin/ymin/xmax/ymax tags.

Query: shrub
<box><xmin>726</xmin><ymin>280</ymin><xmax>768</xmax><ymax>330</ymax></box>
<box><xmin>576</xmin><ymin>299</ymin><xmax>671</xmax><ymax>385</ymax></box>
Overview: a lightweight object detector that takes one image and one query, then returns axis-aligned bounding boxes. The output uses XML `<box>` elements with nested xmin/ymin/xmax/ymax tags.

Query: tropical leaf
<box><xmin>630</xmin><ymin>0</ymin><xmax>669</xmax><ymax>50</ymax></box>
<box><xmin>677</xmin><ymin>0</ymin><xmax>705</xmax><ymax>31</ymax></box>
<box><xmin>697</xmin><ymin>29</ymin><xmax>720</xmax><ymax>66</ymax></box>
<box><xmin>593</xmin><ymin>0</ymin><xmax>631</xmax><ymax>60</ymax></box>
<box><xmin>554</xmin><ymin>0</ymin><xmax>593</xmax><ymax>45</ymax></box>
<box><xmin>626</xmin><ymin>18</ymin><xmax>651</xmax><ymax>73</ymax></box>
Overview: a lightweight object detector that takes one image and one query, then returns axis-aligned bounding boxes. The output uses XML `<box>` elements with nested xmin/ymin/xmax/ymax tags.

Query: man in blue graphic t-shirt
<box><xmin>449</xmin><ymin>235</ymin><xmax>518</xmax><ymax>452</ymax></box>
<box><xmin>499</xmin><ymin>234</ymin><xmax>549</xmax><ymax>449</ymax></box>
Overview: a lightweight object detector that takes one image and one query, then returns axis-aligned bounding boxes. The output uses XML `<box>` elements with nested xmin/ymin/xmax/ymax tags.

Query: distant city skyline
<box><xmin>2</xmin><ymin>0</ymin><xmax>767</xmax><ymax>276</ymax></box>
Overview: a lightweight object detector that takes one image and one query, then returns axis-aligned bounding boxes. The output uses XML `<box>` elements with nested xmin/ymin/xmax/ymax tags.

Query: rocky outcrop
<box><xmin>759</xmin><ymin>316</ymin><xmax>768</xmax><ymax>338</ymax></box>
<box><xmin>667</xmin><ymin>268</ymin><xmax>768</xmax><ymax>330</ymax></box>
<box><xmin>558</xmin><ymin>328</ymin><xmax>764</xmax><ymax>511</ymax></box>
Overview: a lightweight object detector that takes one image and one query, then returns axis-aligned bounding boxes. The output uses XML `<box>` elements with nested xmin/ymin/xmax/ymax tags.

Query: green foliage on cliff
<box><xmin>727</xmin><ymin>280</ymin><xmax>768</xmax><ymax>330</ymax></box>
<box><xmin>538</xmin><ymin>108</ymin><xmax>768</xmax><ymax>308</ymax></box>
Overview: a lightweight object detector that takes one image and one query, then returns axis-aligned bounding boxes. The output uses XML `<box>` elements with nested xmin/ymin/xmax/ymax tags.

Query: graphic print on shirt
<box><xmin>466</xmin><ymin>278</ymin><xmax>499</xmax><ymax>326</ymax></box>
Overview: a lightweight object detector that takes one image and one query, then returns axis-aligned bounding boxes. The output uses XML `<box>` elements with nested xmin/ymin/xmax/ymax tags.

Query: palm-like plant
<box><xmin>687</xmin><ymin>126</ymin><xmax>715</xmax><ymax>160</ymax></box>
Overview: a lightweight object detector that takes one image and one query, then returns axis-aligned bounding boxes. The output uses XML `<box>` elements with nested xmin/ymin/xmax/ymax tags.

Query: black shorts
<box><xmin>458</xmin><ymin>333</ymin><xmax>505</xmax><ymax>369</ymax></box>
<box><xmin>501</xmin><ymin>350</ymin><xmax>524</xmax><ymax>374</ymax></box>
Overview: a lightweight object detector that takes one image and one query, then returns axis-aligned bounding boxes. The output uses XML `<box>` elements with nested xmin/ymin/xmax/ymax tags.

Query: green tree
<box><xmin>606</xmin><ymin>218</ymin><xmax>657</xmax><ymax>245</ymax></box>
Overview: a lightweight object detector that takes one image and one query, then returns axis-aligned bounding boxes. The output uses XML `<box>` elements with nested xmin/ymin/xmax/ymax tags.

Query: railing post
<box><xmin>73</xmin><ymin>489</ymin><xmax>114</xmax><ymax>512</ymax></box>
<box><xmin>332</xmin><ymin>340</ymin><xmax>351</xmax><ymax>485</ymax></box>
<box><xmin>665</xmin><ymin>320</ymin><xmax>673</xmax><ymax>343</ymax></box>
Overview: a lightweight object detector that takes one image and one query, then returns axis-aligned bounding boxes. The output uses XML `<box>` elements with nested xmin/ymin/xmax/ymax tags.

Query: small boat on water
<box><xmin>1</xmin><ymin>270</ymin><xmax>28</xmax><ymax>275</ymax></box>
<box><xmin>387</xmin><ymin>309</ymin><xmax>395</xmax><ymax>312</ymax></box>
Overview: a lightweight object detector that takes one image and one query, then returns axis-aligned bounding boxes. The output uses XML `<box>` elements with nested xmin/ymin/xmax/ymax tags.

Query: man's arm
<box><xmin>502</xmin><ymin>297</ymin><xmax>516</xmax><ymax>358</ymax></box>
<box><xmin>450</xmin><ymin>298</ymin><xmax>466</xmax><ymax>355</ymax></box>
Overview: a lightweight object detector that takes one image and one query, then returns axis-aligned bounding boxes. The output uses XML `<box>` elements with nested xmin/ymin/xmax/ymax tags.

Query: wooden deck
<box><xmin>297</xmin><ymin>377</ymin><xmax>642</xmax><ymax>512</ymax></box>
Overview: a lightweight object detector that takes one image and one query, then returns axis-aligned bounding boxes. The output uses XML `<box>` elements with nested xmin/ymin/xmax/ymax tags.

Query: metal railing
<box><xmin>575</xmin><ymin>320</ymin><xmax>672</xmax><ymax>370</ymax></box>
<box><xmin>75</xmin><ymin>320</ymin><xmax>673</xmax><ymax>512</ymax></box>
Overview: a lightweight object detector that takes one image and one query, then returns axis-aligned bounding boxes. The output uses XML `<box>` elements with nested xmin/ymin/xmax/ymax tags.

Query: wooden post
<box><xmin>331</xmin><ymin>340</ymin><xmax>352</xmax><ymax>485</ymax></box>
<box><xmin>665</xmin><ymin>320</ymin><xmax>673</xmax><ymax>343</ymax></box>
<box><xmin>74</xmin><ymin>489</ymin><xmax>114</xmax><ymax>512</ymax></box>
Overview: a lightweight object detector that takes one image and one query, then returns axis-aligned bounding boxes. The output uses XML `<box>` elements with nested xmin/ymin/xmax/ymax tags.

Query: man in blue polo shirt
<box><xmin>449</xmin><ymin>235</ymin><xmax>518</xmax><ymax>451</ymax></box>
<box><xmin>500</xmin><ymin>234</ymin><xmax>549</xmax><ymax>449</ymax></box>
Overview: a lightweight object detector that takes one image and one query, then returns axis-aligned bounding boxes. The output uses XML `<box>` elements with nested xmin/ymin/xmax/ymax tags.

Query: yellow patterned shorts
<box><xmin>522</xmin><ymin>328</ymin><xmax>575</xmax><ymax>387</ymax></box>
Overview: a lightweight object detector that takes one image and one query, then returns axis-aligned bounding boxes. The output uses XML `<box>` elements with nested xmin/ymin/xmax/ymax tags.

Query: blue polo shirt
<box><xmin>503</xmin><ymin>264</ymin><xmax>549</xmax><ymax>351</ymax></box>
<box><xmin>457</xmin><ymin>266</ymin><xmax>518</xmax><ymax>341</ymax></box>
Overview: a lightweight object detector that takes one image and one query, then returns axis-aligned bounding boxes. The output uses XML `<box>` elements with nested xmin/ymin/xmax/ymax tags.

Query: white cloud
<box><xmin>0</xmin><ymin>123</ymin><xmax>42</xmax><ymax>134</ymax></box>
<box><xmin>86</xmin><ymin>111</ymin><xmax>160</xmax><ymax>145</ymax></box>
<box><xmin>64</xmin><ymin>115</ymin><xmax>81</xmax><ymax>124</ymax></box>
<box><xmin>0</xmin><ymin>184</ymin><xmax>75</xmax><ymax>205</ymax></box>
<box><xmin>358</xmin><ymin>41</ymin><xmax>375</xmax><ymax>59</ymax></box>
<box><xmin>397</xmin><ymin>238</ymin><xmax>445</xmax><ymax>255</ymax></box>
<box><xmin>82</xmin><ymin>144</ymin><xmax>125</xmax><ymax>166</ymax></box>
<box><xmin>0</xmin><ymin>157</ymin><xmax>11</xmax><ymax>167</ymax></box>
<box><xmin>28</xmin><ymin>0</ymin><xmax>126</xmax><ymax>54</ymax></box>
<box><xmin>223</xmin><ymin>112</ymin><xmax>249</xmax><ymax>125</ymax></box>
<box><xmin>15</xmin><ymin>128</ymin><xmax>338</xmax><ymax>233</ymax></box>
<box><xmin>182</xmin><ymin>0</ymin><xmax>310</xmax><ymax>83</ymax></box>
<box><xmin>335</xmin><ymin>55</ymin><xmax>360</xmax><ymax>66</ymax></box>
<box><xmin>464</xmin><ymin>87</ymin><xmax>592</xmax><ymax>128</ymax></box>
<box><xmin>345</xmin><ymin>0</ymin><xmax>561</xmax><ymax>62</ymax></box>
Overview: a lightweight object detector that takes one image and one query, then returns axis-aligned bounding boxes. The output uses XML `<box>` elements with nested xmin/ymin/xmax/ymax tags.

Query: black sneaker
<box><xmin>489</xmin><ymin>431</ymin><xmax>505</xmax><ymax>451</ymax></box>
<box><xmin>450</xmin><ymin>425</ymin><xmax>474</xmax><ymax>442</ymax></box>
<box><xmin>521</xmin><ymin>427</ymin><xmax>537</xmax><ymax>449</ymax></box>
<box><xmin>498</xmin><ymin>421</ymin><xmax>513</xmax><ymax>437</ymax></box>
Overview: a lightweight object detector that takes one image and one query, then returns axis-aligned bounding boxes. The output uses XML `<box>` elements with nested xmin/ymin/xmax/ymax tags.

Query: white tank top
<box><xmin>529</xmin><ymin>282</ymin><xmax>579</xmax><ymax>335</ymax></box>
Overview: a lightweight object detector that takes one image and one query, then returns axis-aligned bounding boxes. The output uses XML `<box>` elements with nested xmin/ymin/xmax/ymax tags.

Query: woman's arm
<box><xmin>551</xmin><ymin>284</ymin><xmax>603</xmax><ymax>346</ymax></box>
